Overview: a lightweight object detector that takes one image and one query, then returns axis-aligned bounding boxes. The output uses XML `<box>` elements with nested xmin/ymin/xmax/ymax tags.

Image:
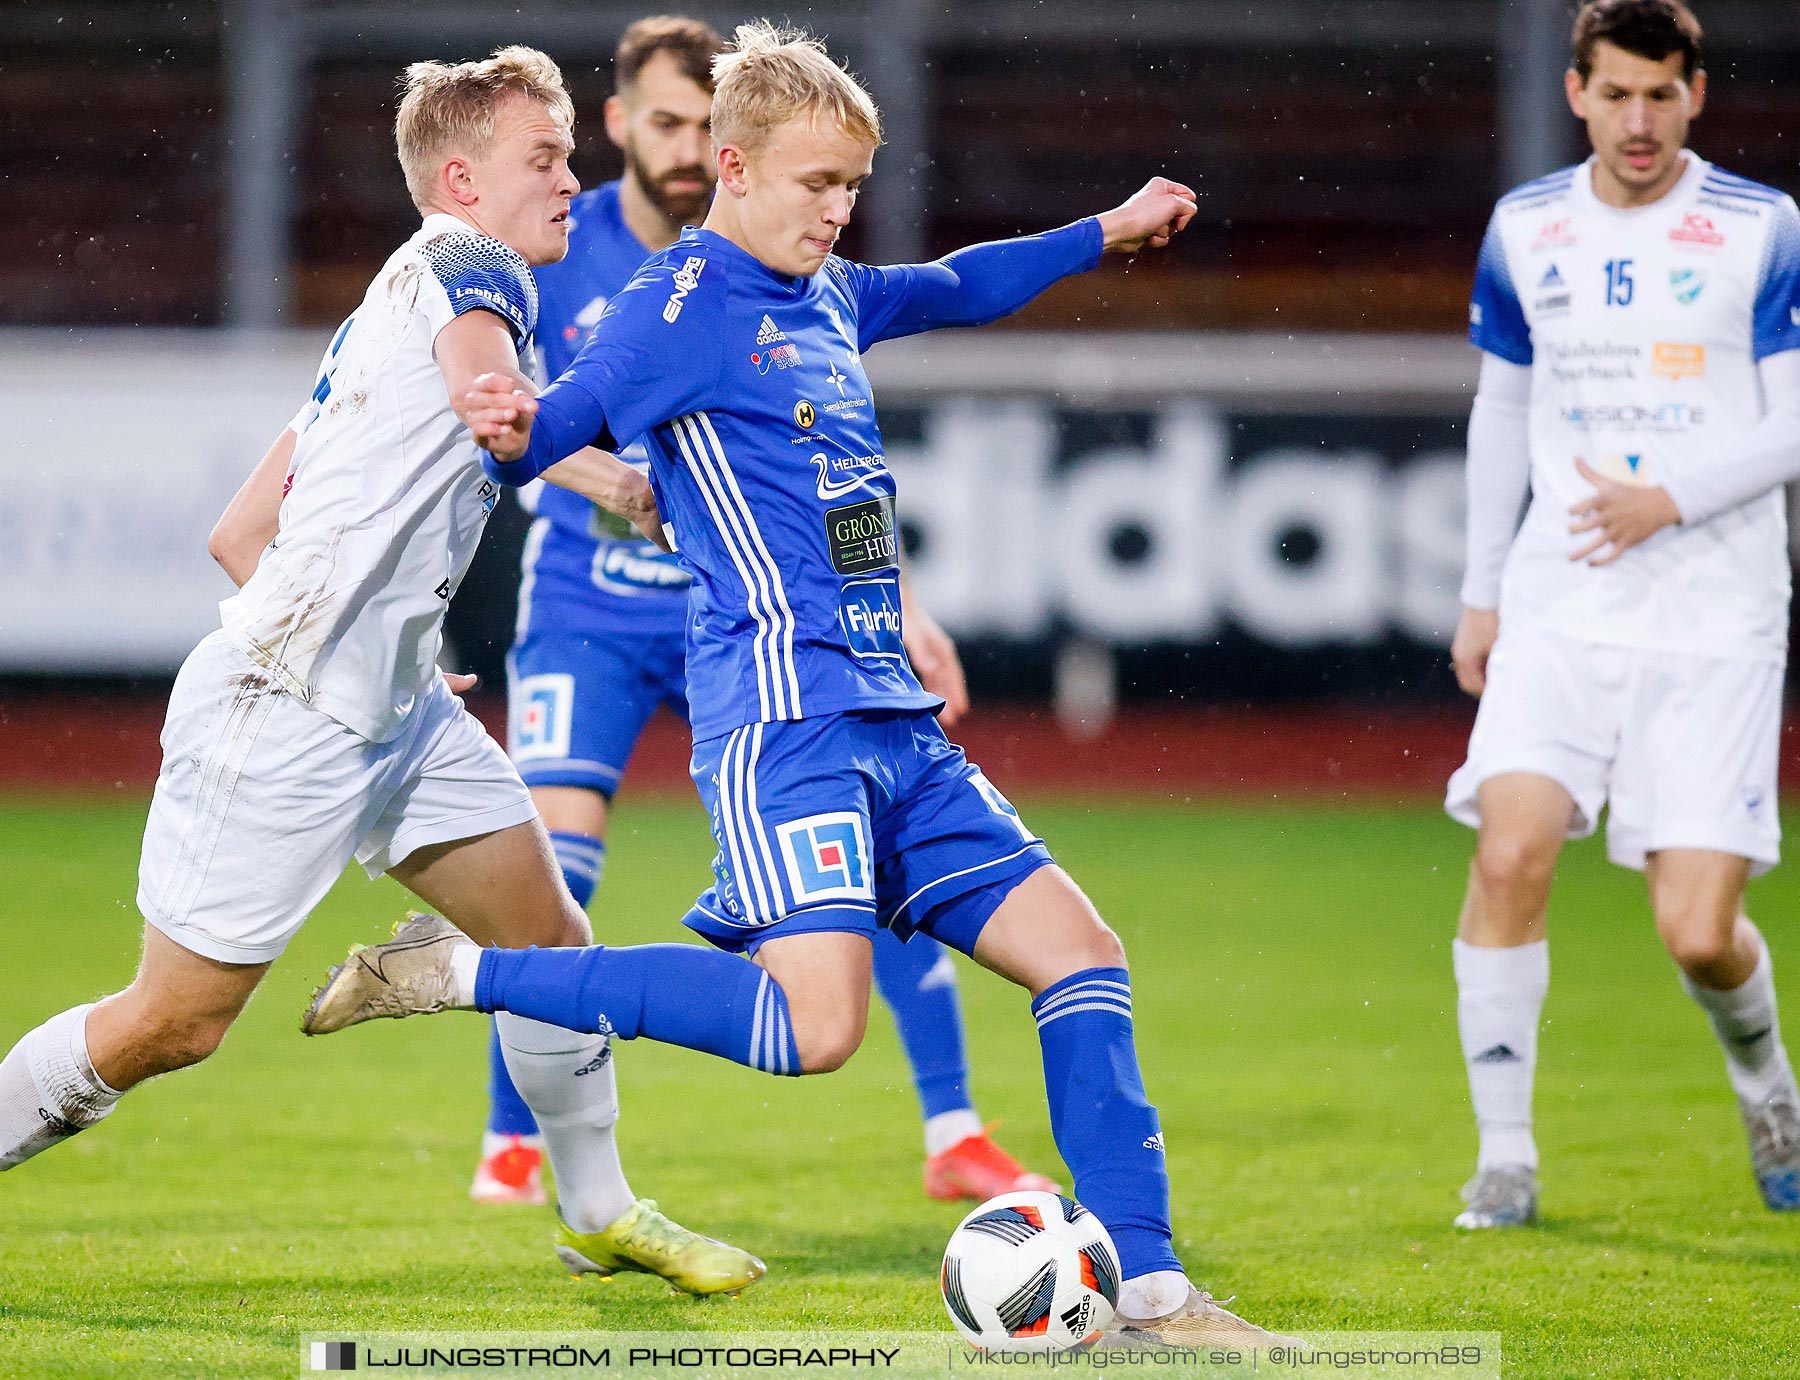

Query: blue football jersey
<box><xmin>515</xmin><ymin>218</ymin><xmax>1104</xmax><ymax>741</ymax></box>
<box><xmin>522</xmin><ymin>181</ymin><xmax>690</xmax><ymax>637</ymax></box>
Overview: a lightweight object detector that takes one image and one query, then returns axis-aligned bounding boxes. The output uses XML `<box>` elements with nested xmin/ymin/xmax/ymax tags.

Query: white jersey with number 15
<box><xmin>1471</xmin><ymin>152</ymin><xmax>1800</xmax><ymax>664</ymax></box>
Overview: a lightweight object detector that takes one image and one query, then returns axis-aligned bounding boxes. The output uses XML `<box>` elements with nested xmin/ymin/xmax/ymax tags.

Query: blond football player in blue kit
<box><xmin>0</xmin><ymin>46</ymin><xmax>763</xmax><ymax>1296</ymax></box>
<box><xmin>476</xmin><ymin>15</ymin><xmax>1060</xmax><ymax>1212</ymax></box>
<box><xmin>1448</xmin><ymin>0</ymin><xmax>1800</xmax><ymax>1228</ymax></box>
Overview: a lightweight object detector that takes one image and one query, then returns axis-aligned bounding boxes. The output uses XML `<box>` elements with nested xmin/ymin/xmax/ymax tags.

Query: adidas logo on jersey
<box><xmin>1533</xmin><ymin>262</ymin><xmax>1571</xmax><ymax>315</ymax></box>
<box><xmin>756</xmin><ymin>314</ymin><xmax>787</xmax><ymax>345</ymax></box>
<box><xmin>1142</xmin><ymin>1132</ymin><xmax>1165</xmax><ymax>1153</ymax></box>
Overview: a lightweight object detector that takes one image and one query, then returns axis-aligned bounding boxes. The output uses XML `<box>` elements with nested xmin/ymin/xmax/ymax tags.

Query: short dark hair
<box><xmin>1572</xmin><ymin>0</ymin><xmax>1703</xmax><ymax>81</ymax></box>
<box><xmin>615</xmin><ymin>15</ymin><xmax>726</xmax><ymax>95</ymax></box>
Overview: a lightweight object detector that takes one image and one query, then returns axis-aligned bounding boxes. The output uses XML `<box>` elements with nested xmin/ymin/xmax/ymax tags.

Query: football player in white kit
<box><xmin>0</xmin><ymin>46</ymin><xmax>764</xmax><ymax>1296</ymax></box>
<box><xmin>1448</xmin><ymin>0</ymin><xmax>1800</xmax><ymax>1228</ymax></box>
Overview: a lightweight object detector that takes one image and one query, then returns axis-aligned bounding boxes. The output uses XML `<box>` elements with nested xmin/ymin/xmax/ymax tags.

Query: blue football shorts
<box><xmin>682</xmin><ymin>708</ymin><xmax>1054</xmax><ymax>958</ymax></box>
<box><xmin>506</xmin><ymin>623</ymin><xmax>688</xmax><ymax>795</ymax></box>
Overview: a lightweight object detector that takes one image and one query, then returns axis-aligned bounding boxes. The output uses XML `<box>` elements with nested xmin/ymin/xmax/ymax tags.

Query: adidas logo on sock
<box><xmin>1142</xmin><ymin>1132</ymin><xmax>1165</xmax><ymax>1153</ymax></box>
<box><xmin>573</xmin><ymin>1048</ymin><xmax>612</xmax><ymax>1076</ymax></box>
<box><xmin>755</xmin><ymin>314</ymin><xmax>786</xmax><ymax>345</ymax></box>
<box><xmin>1729</xmin><ymin>1026</ymin><xmax>1773</xmax><ymax>1048</ymax></box>
<box><xmin>1472</xmin><ymin>1043</ymin><xmax>1522</xmax><ymax>1064</ymax></box>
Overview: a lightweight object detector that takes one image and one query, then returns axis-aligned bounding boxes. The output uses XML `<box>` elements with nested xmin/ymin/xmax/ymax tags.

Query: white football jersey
<box><xmin>1472</xmin><ymin>153</ymin><xmax>1800</xmax><ymax>663</ymax></box>
<box><xmin>220</xmin><ymin>214</ymin><xmax>536</xmax><ymax>742</ymax></box>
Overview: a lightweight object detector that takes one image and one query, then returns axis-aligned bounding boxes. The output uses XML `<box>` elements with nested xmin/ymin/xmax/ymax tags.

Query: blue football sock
<box><xmin>550</xmin><ymin>830</ymin><xmax>604</xmax><ymax>909</ymax></box>
<box><xmin>873</xmin><ymin>929</ymin><xmax>973</xmax><ymax>1121</ymax></box>
<box><xmin>476</xmin><ymin>944</ymin><xmax>802</xmax><ymax>1075</ymax></box>
<box><xmin>481</xmin><ymin>830</ymin><xmax>605</xmax><ymax>1138</ymax></box>
<box><xmin>1032</xmin><ymin>967</ymin><xmax>1181</xmax><ymax>1280</ymax></box>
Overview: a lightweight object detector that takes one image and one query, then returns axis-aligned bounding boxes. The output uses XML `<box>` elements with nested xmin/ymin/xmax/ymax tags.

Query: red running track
<box><xmin>7</xmin><ymin>689</ymin><xmax>1797</xmax><ymax>798</ymax></box>
<box><xmin>0</xmin><ymin>690</ymin><xmax>1482</xmax><ymax>797</ymax></box>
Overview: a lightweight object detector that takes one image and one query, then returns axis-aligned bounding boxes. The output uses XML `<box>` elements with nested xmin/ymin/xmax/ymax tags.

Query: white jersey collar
<box><xmin>417</xmin><ymin>211</ymin><xmax>481</xmax><ymax>241</ymax></box>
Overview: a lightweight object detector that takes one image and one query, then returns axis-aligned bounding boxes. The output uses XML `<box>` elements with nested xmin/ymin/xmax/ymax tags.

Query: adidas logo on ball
<box><xmin>941</xmin><ymin>1190</ymin><xmax>1120</xmax><ymax>1353</ymax></box>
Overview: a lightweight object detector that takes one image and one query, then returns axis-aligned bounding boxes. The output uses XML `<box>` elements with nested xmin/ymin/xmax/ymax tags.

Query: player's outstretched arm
<box><xmin>208</xmin><ymin>427</ymin><xmax>296</xmax><ymax>587</ymax></box>
<box><xmin>465</xmin><ymin>264</ymin><xmax>726</xmax><ymax>489</ymax></box>
<box><xmin>845</xmin><ymin>178</ymin><xmax>1197</xmax><ymax>348</ymax></box>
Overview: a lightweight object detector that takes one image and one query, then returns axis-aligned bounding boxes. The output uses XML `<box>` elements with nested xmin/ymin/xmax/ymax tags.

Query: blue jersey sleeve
<box><xmin>483</xmin><ymin>250</ymin><xmax>727</xmax><ymax>486</ymax></box>
<box><xmin>1754</xmin><ymin>197</ymin><xmax>1800</xmax><ymax>361</ymax></box>
<box><xmin>830</xmin><ymin>218</ymin><xmax>1104</xmax><ymax>351</ymax></box>
<box><xmin>1468</xmin><ymin>214</ymin><xmax>1532</xmax><ymax>366</ymax></box>
<box><xmin>420</xmin><ymin>231</ymin><xmax>538</xmax><ymax>345</ymax></box>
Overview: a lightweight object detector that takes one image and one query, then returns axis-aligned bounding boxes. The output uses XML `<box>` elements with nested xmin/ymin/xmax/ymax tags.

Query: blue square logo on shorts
<box><xmin>776</xmin><ymin>811</ymin><xmax>873</xmax><ymax>903</ymax></box>
<box><xmin>513</xmin><ymin>673</ymin><xmax>573</xmax><ymax>761</ymax></box>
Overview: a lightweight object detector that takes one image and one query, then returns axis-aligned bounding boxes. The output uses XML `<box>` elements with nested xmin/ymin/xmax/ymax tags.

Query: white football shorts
<box><xmin>138</xmin><ymin>631</ymin><xmax>537</xmax><ymax>964</ymax></box>
<box><xmin>1446</xmin><ymin>622</ymin><xmax>1783</xmax><ymax>874</ymax></box>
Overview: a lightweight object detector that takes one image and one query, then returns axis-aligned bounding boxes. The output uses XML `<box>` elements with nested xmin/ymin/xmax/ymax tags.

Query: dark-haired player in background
<box><xmin>1447</xmin><ymin>0</ymin><xmax>1800</xmax><ymax>1229</ymax></box>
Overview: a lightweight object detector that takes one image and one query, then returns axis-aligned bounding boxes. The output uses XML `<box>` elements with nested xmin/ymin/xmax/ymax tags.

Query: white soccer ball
<box><xmin>940</xmin><ymin>1190</ymin><xmax>1120</xmax><ymax>1352</ymax></box>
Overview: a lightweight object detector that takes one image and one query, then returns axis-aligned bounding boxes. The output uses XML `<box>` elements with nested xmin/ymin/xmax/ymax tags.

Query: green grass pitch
<box><xmin>0</xmin><ymin>793</ymin><xmax>1795</xmax><ymax>1378</ymax></box>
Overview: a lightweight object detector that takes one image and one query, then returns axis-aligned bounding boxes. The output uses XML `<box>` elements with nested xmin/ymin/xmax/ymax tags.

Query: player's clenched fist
<box><xmin>459</xmin><ymin>370</ymin><xmax>539</xmax><ymax>462</ymax></box>
<box><xmin>1096</xmin><ymin>177</ymin><xmax>1198</xmax><ymax>254</ymax></box>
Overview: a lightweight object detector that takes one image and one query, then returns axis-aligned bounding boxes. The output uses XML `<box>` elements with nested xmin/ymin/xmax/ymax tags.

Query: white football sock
<box><xmin>0</xmin><ymin>1004</ymin><xmax>122</xmax><ymax>1171</ymax></box>
<box><xmin>1681</xmin><ymin>926</ymin><xmax>1788</xmax><ymax>1100</ymax></box>
<box><xmin>924</xmin><ymin>1109</ymin><xmax>984</xmax><ymax>1157</ymax></box>
<box><xmin>495</xmin><ymin>1012</ymin><xmax>634</xmax><ymax>1232</ymax></box>
<box><xmin>1118</xmin><ymin>1269</ymin><xmax>1189</xmax><ymax>1321</ymax></box>
<box><xmin>1454</xmin><ymin>939</ymin><xmax>1548</xmax><ymax>1171</ymax></box>
<box><xmin>449</xmin><ymin>945</ymin><xmax>482</xmax><ymax>1007</ymax></box>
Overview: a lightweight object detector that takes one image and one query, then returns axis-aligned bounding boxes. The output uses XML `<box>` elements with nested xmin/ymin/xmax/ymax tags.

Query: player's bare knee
<box><xmin>1074</xmin><ymin>918</ymin><xmax>1127</xmax><ymax>972</ymax></box>
<box><xmin>794</xmin><ymin>1024</ymin><xmax>863</xmax><ymax>1074</ymax></box>
<box><xmin>1474</xmin><ymin>831</ymin><xmax>1555</xmax><ymax>901</ymax></box>
<box><xmin>554</xmin><ymin>904</ymin><xmax>594</xmax><ymax>948</ymax></box>
<box><xmin>791</xmin><ymin>1006</ymin><xmax>867</xmax><ymax>1074</ymax></box>
<box><xmin>141</xmin><ymin>1009</ymin><xmax>233</xmax><ymax>1073</ymax></box>
<box><xmin>1023</xmin><ymin>921</ymin><xmax>1128</xmax><ymax>996</ymax></box>
<box><xmin>1657</xmin><ymin>912</ymin><xmax>1736</xmax><ymax>975</ymax></box>
<box><xmin>499</xmin><ymin>898</ymin><xmax>586</xmax><ymax>949</ymax></box>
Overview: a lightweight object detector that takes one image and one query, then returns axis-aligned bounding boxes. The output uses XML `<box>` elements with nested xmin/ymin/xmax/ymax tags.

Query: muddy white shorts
<box><xmin>1445</xmin><ymin>622</ymin><xmax>1783</xmax><ymax>874</ymax></box>
<box><xmin>138</xmin><ymin>631</ymin><xmax>537</xmax><ymax>964</ymax></box>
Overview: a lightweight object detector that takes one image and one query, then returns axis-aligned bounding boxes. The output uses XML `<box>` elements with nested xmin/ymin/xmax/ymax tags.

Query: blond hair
<box><xmin>710</xmin><ymin>21</ymin><xmax>882</xmax><ymax>156</ymax></box>
<box><xmin>395</xmin><ymin>45</ymin><xmax>575</xmax><ymax>210</ymax></box>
